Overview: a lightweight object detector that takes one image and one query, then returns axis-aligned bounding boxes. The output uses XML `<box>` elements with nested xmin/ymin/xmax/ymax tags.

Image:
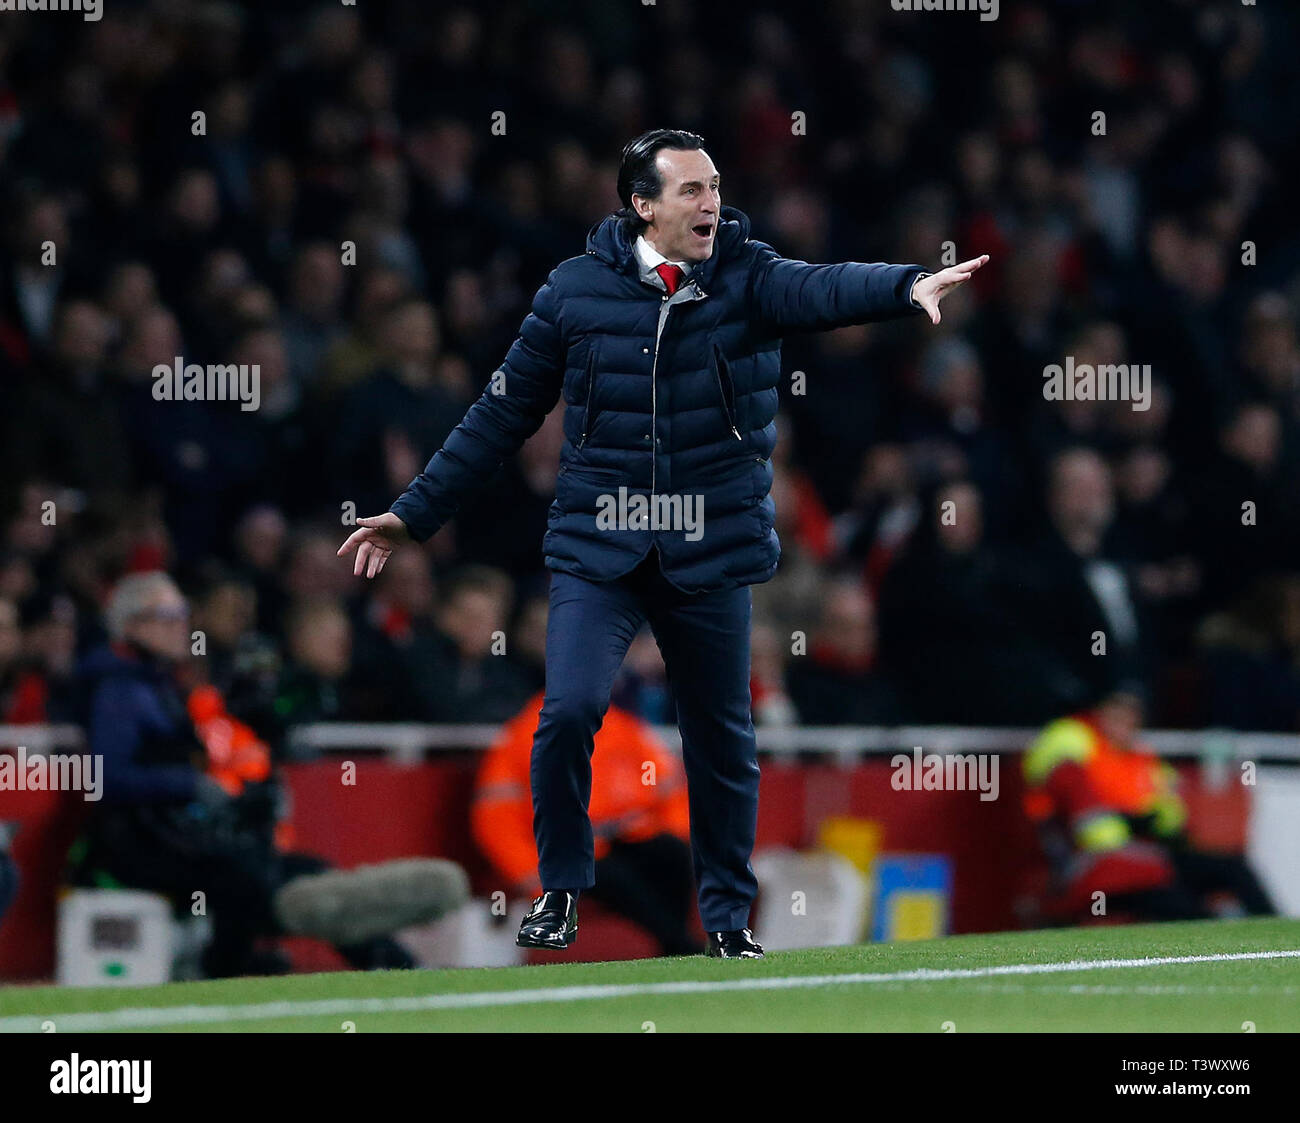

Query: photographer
<box><xmin>70</xmin><ymin>572</ymin><xmax>452</xmax><ymax>976</ymax></box>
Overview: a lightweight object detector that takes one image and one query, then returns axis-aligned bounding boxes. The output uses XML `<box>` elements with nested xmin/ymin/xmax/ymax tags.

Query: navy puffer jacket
<box><xmin>390</xmin><ymin>205</ymin><xmax>926</xmax><ymax>592</ymax></box>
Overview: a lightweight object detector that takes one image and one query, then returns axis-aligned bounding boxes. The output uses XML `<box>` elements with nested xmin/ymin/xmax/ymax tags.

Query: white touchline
<box><xmin>4</xmin><ymin>949</ymin><xmax>1299</xmax><ymax>1032</ymax></box>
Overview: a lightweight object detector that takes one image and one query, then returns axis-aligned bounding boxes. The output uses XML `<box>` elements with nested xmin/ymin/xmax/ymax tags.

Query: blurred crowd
<box><xmin>2</xmin><ymin>0</ymin><xmax>1300</xmax><ymax>741</ymax></box>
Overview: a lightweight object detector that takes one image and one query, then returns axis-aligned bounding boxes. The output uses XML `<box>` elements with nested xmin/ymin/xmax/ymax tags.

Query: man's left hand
<box><xmin>911</xmin><ymin>254</ymin><xmax>990</xmax><ymax>325</ymax></box>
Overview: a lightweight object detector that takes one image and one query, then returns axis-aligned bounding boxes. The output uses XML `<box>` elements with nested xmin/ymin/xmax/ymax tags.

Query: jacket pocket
<box><xmin>555</xmin><ymin>461</ymin><xmax>625</xmax><ymax>516</ymax></box>
<box><xmin>578</xmin><ymin>347</ymin><xmax>599</xmax><ymax>449</ymax></box>
<box><xmin>557</xmin><ymin>461</ymin><xmax>623</xmax><ymax>482</ymax></box>
<box><xmin>712</xmin><ymin>343</ymin><xmax>741</xmax><ymax>441</ymax></box>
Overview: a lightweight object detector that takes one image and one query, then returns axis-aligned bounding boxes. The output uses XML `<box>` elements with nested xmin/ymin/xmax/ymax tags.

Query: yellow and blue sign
<box><xmin>871</xmin><ymin>855</ymin><xmax>952</xmax><ymax>942</ymax></box>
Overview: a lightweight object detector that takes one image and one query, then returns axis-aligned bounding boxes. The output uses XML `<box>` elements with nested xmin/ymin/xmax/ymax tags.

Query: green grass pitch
<box><xmin>2</xmin><ymin>917</ymin><xmax>1297</xmax><ymax>1032</ymax></box>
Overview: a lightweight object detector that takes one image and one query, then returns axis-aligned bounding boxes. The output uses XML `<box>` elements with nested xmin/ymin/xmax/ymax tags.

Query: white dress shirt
<box><xmin>634</xmin><ymin>235</ymin><xmax>692</xmax><ymax>290</ymax></box>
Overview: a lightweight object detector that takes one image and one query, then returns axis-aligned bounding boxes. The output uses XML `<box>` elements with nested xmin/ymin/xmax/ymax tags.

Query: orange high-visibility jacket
<box><xmin>471</xmin><ymin>692</ymin><xmax>691</xmax><ymax>890</ymax></box>
<box><xmin>187</xmin><ymin>683</ymin><xmax>295</xmax><ymax>849</ymax></box>
<box><xmin>187</xmin><ymin>684</ymin><xmax>273</xmax><ymax>794</ymax></box>
<box><xmin>1023</xmin><ymin>714</ymin><xmax>1186</xmax><ymax>852</ymax></box>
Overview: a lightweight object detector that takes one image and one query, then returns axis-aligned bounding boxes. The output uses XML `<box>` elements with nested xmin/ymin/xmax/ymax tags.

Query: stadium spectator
<box><xmin>785</xmin><ymin>578</ymin><xmax>900</xmax><ymax>725</ymax></box>
<box><xmin>273</xmin><ymin>599</ymin><xmax>372</xmax><ymax>724</ymax></box>
<box><xmin>280</xmin><ymin>242</ymin><xmax>348</xmax><ymax>388</ymax></box>
<box><xmin>69</xmin><ymin>572</ymin><xmax>444</xmax><ymax>976</ymax></box>
<box><xmin>1193</xmin><ymin>402</ymin><xmax>1300</xmax><ymax>608</ymax></box>
<box><xmin>401</xmin><ymin>565</ymin><xmax>535</xmax><ymax>723</ymax></box>
<box><xmin>878</xmin><ymin>481</ymin><xmax>1043</xmax><ymax>724</ymax></box>
<box><xmin>0</xmin><ymin>592</ymin><xmax>77</xmax><ymax>724</ymax></box>
<box><xmin>1009</xmin><ymin>447</ymin><xmax>1146</xmax><ymax>715</ymax></box>
<box><xmin>749</xmin><ymin>621</ymin><xmax>797</xmax><ymax>728</ymax></box>
<box><xmin>1023</xmin><ymin>689</ymin><xmax>1276</xmax><ymax>923</ymax></box>
<box><xmin>1197</xmin><ymin>574</ymin><xmax>1300</xmax><ymax>733</ymax></box>
<box><xmin>189</xmin><ymin>572</ymin><xmax>281</xmax><ymax>739</ymax></box>
<box><xmin>0</xmin><ymin>191</ymin><xmax>85</xmax><ymax>353</ymax></box>
<box><xmin>333</xmin><ymin>298</ymin><xmax>465</xmax><ymax>517</ymax></box>
<box><xmin>232</xmin><ymin>505</ymin><xmax>291</xmax><ymax>637</ymax></box>
<box><xmin>899</xmin><ymin>335</ymin><xmax>1022</xmax><ymax>535</ymax></box>
<box><xmin>507</xmin><ymin>592</ymin><xmax>549</xmax><ymax>696</ymax></box>
<box><xmin>837</xmin><ymin>443</ymin><xmax>923</xmax><ymax>595</ymax></box>
<box><xmin>6</xmin><ymin>300</ymin><xmax>131</xmax><ymax>498</ymax></box>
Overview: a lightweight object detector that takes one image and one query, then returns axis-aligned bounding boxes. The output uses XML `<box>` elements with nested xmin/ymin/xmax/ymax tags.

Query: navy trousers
<box><xmin>530</xmin><ymin>548</ymin><xmax>760</xmax><ymax>932</ymax></box>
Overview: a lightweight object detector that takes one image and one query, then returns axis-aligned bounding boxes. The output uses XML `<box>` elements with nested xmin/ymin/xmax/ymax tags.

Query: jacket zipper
<box><xmin>649</xmin><ymin>279</ymin><xmax>707</xmax><ymax>498</ymax></box>
<box><xmin>577</xmin><ymin>349</ymin><xmax>597</xmax><ymax>449</ymax></box>
<box><xmin>650</xmin><ymin>296</ymin><xmax>674</xmax><ymax>495</ymax></box>
<box><xmin>712</xmin><ymin>343</ymin><xmax>742</xmax><ymax>441</ymax></box>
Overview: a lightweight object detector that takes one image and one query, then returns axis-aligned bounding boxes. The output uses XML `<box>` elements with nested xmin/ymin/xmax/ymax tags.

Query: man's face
<box><xmin>1095</xmin><ymin>695</ymin><xmax>1142</xmax><ymax>750</ymax></box>
<box><xmin>633</xmin><ymin>148</ymin><xmax>721</xmax><ymax>265</ymax></box>
<box><xmin>291</xmin><ymin>608</ymin><xmax>351</xmax><ymax>681</ymax></box>
<box><xmin>1050</xmin><ymin>452</ymin><xmax>1114</xmax><ymax>537</ymax></box>
<box><xmin>126</xmin><ymin>587</ymin><xmax>191</xmax><ymax>663</ymax></box>
<box><xmin>440</xmin><ymin>589</ymin><xmax>505</xmax><ymax>659</ymax></box>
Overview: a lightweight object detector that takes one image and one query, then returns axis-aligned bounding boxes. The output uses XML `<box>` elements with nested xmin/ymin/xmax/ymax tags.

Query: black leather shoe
<box><xmin>705</xmin><ymin>928</ymin><xmax>764</xmax><ymax>959</ymax></box>
<box><xmin>516</xmin><ymin>891</ymin><xmax>578</xmax><ymax>950</ymax></box>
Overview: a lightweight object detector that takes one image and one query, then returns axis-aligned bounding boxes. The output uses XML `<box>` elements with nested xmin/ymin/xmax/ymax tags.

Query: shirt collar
<box><xmin>634</xmin><ymin>235</ymin><xmax>691</xmax><ymax>289</ymax></box>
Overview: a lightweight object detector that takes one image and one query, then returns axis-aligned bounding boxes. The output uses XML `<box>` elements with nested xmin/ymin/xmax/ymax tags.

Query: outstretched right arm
<box><xmin>339</xmin><ymin>276</ymin><xmax>565</xmax><ymax>576</ymax></box>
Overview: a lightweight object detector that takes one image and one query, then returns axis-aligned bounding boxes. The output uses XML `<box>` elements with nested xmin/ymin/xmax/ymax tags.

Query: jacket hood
<box><xmin>585</xmin><ymin>205</ymin><xmax>752</xmax><ymax>288</ymax></box>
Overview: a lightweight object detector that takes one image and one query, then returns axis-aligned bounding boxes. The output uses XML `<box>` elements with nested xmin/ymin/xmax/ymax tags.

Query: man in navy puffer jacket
<box><xmin>340</xmin><ymin>129</ymin><xmax>987</xmax><ymax>957</ymax></box>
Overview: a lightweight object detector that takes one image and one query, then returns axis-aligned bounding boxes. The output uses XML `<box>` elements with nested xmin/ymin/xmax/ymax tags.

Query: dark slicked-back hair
<box><xmin>616</xmin><ymin>128</ymin><xmax>706</xmax><ymax>235</ymax></box>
